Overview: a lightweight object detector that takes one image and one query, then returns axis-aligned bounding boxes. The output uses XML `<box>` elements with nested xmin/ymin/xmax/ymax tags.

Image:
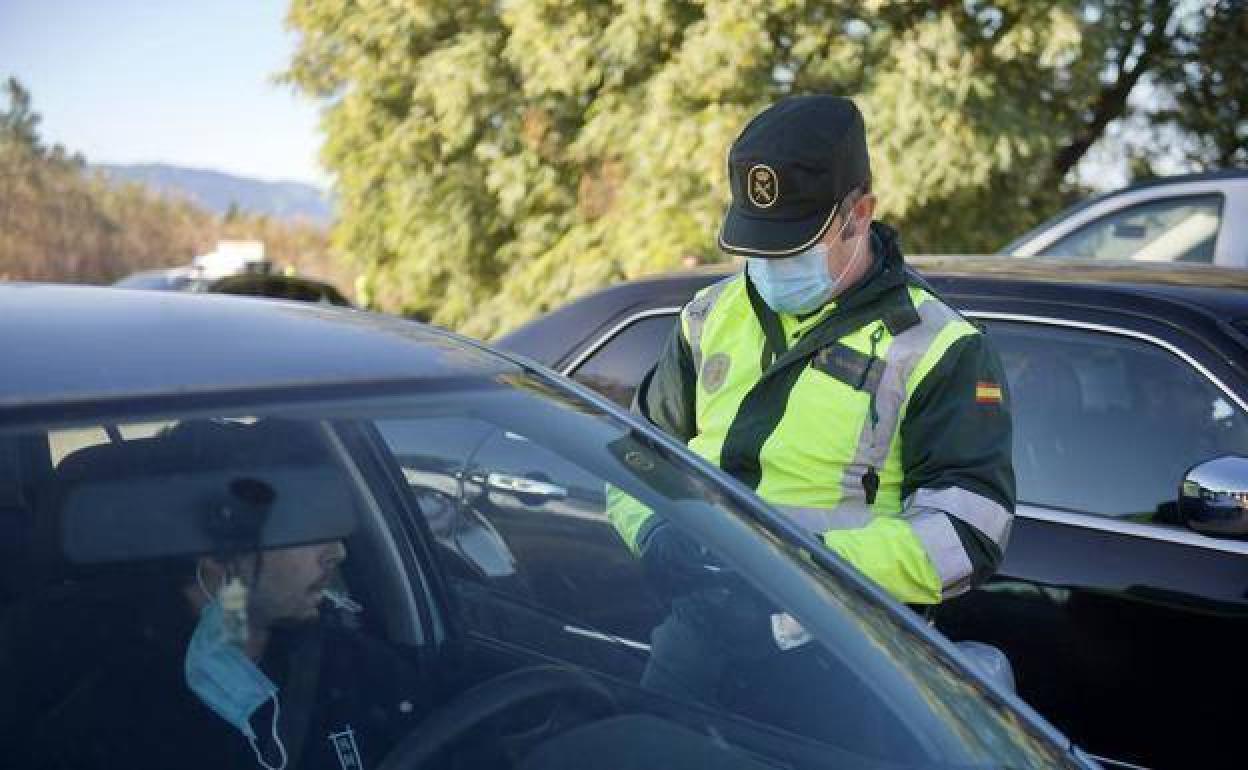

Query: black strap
<box><xmin>744</xmin><ymin>273</ymin><xmax>789</xmax><ymax>370</ymax></box>
<box><xmin>717</xmin><ymin>281</ymin><xmax>920</xmax><ymax>490</ymax></box>
<box><xmin>881</xmin><ymin>300</ymin><xmax>920</xmax><ymax>335</ymax></box>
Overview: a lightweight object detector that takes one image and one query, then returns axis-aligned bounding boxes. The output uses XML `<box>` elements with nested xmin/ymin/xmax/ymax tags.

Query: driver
<box><xmin>25</xmin><ymin>421</ymin><xmax>436</xmax><ymax>770</ymax></box>
<box><xmin>29</xmin><ymin>540</ymin><xmax>433</xmax><ymax>770</ymax></box>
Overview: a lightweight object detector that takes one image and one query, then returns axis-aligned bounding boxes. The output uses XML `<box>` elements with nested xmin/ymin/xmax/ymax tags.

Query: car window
<box><xmin>1041</xmin><ymin>194</ymin><xmax>1223</xmax><ymax>263</ymax></box>
<box><xmin>2</xmin><ymin>384</ymin><xmax>1069</xmax><ymax>770</ymax></box>
<box><xmin>371</xmin><ymin>381</ymin><xmax>1063</xmax><ymax>768</ymax></box>
<box><xmin>570</xmin><ymin>314</ymin><xmax>678</xmax><ymax>407</ymax></box>
<box><xmin>986</xmin><ymin>320</ymin><xmax>1248</xmax><ymax>521</ymax></box>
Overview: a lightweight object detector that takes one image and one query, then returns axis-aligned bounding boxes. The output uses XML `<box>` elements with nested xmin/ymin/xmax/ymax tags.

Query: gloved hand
<box><xmin>636</xmin><ymin>519</ymin><xmax>725</xmax><ymax>597</ymax></box>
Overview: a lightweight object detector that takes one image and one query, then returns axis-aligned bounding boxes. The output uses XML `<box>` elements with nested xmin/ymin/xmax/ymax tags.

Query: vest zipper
<box><xmin>862</xmin><ymin>323</ymin><xmax>886</xmax><ymax>506</ymax></box>
<box><xmin>865</xmin><ymin>323</ymin><xmax>885</xmax><ymax>429</ymax></box>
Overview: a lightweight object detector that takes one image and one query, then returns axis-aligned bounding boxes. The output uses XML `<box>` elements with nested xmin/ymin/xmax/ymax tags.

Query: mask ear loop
<box><xmin>196</xmin><ymin>560</ymin><xmax>215</xmax><ymax>605</ymax></box>
<box><xmin>247</xmin><ymin>695</ymin><xmax>288</xmax><ymax>770</ymax></box>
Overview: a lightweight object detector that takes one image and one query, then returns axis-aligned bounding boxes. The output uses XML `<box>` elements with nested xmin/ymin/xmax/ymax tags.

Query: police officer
<box><xmin>613</xmin><ymin>95</ymin><xmax>1015</xmax><ymax>699</ymax></box>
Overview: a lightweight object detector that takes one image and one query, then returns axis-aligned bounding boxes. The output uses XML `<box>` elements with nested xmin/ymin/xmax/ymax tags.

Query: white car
<box><xmin>1002</xmin><ymin>170</ymin><xmax>1248</xmax><ymax>267</ymax></box>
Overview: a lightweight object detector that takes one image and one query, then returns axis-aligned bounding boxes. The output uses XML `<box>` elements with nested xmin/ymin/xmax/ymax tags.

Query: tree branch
<box><xmin>1050</xmin><ymin>0</ymin><xmax>1178</xmax><ymax>180</ymax></box>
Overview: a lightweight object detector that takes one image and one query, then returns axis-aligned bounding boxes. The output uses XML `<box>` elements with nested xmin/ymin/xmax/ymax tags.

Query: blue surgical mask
<box><xmin>186</xmin><ymin>600</ymin><xmax>288</xmax><ymax>770</ymax></box>
<box><xmin>747</xmin><ymin>215</ymin><xmax>866</xmax><ymax>315</ymax></box>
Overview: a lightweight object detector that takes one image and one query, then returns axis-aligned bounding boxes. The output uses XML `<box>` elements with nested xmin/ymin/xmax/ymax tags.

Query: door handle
<box><xmin>486</xmin><ymin>473</ymin><xmax>567</xmax><ymax>500</ymax></box>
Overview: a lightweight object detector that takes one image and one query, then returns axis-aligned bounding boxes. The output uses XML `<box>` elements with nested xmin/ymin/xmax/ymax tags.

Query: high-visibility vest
<box><xmin>612</xmin><ymin>268</ymin><xmax>1013</xmax><ymax>604</ymax></box>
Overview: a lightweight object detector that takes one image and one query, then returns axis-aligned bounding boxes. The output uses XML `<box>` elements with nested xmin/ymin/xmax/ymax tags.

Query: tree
<box><xmin>1152</xmin><ymin>0</ymin><xmax>1247</xmax><ymax>168</ymax></box>
<box><xmin>1</xmin><ymin>77</ymin><xmax>42</xmax><ymax>152</ymax></box>
<box><xmin>284</xmin><ymin>0</ymin><xmax>1225</xmax><ymax>338</ymax></box>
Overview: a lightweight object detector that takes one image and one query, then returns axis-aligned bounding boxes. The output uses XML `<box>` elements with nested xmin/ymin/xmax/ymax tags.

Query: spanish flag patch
<box><xmin>975</xmin><ymin>381</ymin><xmax>1003</xmax><ymax>405</ymax></box>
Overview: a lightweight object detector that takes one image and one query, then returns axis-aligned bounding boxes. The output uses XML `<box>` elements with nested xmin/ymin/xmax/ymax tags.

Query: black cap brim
<box><xmin>718</xmin><ymin>199</ymin><xmax>841</xmax><ymax>259</ymax></box>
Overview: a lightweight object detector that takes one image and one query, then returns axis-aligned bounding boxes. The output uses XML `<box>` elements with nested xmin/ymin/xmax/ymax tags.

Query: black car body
<box><xmin>498</xmin><ymin>257</ymin><xmax>1248</xmax><ymax>769</ymax></box>
<box><xmin>0</xmin><ymin>284</ymin><xmax>1089</xmax><ymax>770</ymax></box>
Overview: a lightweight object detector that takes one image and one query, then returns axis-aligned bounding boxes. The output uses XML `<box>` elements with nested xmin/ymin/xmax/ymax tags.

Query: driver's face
<box><xmin>248</xmin><ymin>540</ymin><xmax>347</xmax><ymax>626</ymax></box>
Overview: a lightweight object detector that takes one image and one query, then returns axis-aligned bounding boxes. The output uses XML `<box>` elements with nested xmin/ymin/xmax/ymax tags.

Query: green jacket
<box><xmin>624</xmin><ymin>223</ymin><xmax>1015</xmax><ymax>604</ymax></box>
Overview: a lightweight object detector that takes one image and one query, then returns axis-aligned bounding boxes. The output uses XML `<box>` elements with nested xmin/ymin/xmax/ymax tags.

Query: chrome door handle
<box><xmin>486</xmin><ymin>473</ymin><xmax>567</xmax><ymax>499</ymax></box>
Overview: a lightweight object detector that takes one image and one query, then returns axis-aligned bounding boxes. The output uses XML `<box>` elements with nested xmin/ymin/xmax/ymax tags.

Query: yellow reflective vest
<box><xmin>624</xmin><ymin>224</ymin><xmax>1015</xmax><ymax>604</ymax></box>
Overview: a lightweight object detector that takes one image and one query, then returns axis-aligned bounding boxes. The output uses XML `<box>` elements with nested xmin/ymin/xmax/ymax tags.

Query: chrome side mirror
<box><xmin>1179</xmin><ymin>456</ymin><xmax>1248</xmax><ymax>538</ymax></box>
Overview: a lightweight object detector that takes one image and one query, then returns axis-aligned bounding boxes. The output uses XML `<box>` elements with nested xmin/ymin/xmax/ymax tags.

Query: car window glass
<box><xmin>372</xmin><ymin>382</ymin><xmax>1060</xmax><ymax>768</ymax></box>
<box><xmin>986</xmin><ymin>320</ymin><xmax>1248</xmax><ymax>521</ymax></box>
<box><xmin>2</xmin><ymin>391</ymin><xmax>1066</xmax><ymax>770</ymax></box>
<box><xmin>2</xmin><ymin>415</ymin><xmax>431</xmax><ymax>770</ymax></box>
<box><xmin>1042</xmin><ymin>194</ymin><xmax>1222</xmax><ymax>263</ymax></box>
<box><xmin>571</xmin><ymin>315</ymin><xmax>677</xmax><ymax>407</ymax></box>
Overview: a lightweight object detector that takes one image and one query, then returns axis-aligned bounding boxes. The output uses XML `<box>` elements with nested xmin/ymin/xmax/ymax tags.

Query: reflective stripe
<box><xmin>910</xmin><ymin>486</ymin><xmax>1012</xmax><ymax>547</ymax></box>
<box><xmin>683</xmin><ymin>277</ymin><xmax>732</xmax><ymax>379</ymax></box>
<box><xmin>777</xmin><ymin>503</ymin><xmax>874</xmax><ymax>534</ymax></box>
<box><xmin>905</xmin><ymin>508</ymin><xmax>974</xmax><ymax>597</ymax></box>
<box><xmin>837</xmin><ymin>296</ymin><xmax>962</xmax><ymax>508</ymax></box>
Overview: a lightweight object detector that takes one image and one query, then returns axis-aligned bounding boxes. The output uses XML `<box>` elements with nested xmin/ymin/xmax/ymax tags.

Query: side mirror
<box><xmin>1178</xmin><ymin>456</ymin><xmax>1248</xmax><ymax>538</ymax></box>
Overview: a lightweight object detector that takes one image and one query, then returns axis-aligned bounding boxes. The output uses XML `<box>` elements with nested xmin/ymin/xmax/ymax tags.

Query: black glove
<box><xmin>637</xmin><ymin>519</ymin><xmax>726</xmax><ymax>597</ymax></box>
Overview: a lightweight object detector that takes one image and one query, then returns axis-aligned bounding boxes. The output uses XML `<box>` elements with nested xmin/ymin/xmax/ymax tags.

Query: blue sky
<box><xmin>0</xmin><ymin>0</ymin><xmax>327</xmax><ymax>186</ymax></box>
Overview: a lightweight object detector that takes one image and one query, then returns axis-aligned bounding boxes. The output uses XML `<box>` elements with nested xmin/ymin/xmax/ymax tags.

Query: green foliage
<box><xmin>285</xmin><ymin>0</ymin><xmax>1225</xmax><ymax>337</ymax></box>
<box><xmin>1153</xmin><ymin>0</ymin><xmax>1247</xmax><ymax>168</ymax></box>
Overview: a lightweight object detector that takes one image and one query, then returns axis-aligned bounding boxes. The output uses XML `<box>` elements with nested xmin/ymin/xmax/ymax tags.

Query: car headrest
<box><xmin>57</xmin><ymin>419</ymin><xmax>358</xmax><ymax>565</ymax></box>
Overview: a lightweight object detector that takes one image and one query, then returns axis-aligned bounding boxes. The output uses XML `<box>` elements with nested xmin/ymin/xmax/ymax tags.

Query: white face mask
<box><xmin>747</xmin><ymin>214</ymin><xmax>867</xmax><ymax>314</ymax></box>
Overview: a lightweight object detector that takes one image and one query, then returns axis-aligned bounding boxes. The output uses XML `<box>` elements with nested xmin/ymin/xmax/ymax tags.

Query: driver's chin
<box><xmin>271</xmin><ymin>595</ymin><xmax>325</xmax><ymax>626</ymax></box>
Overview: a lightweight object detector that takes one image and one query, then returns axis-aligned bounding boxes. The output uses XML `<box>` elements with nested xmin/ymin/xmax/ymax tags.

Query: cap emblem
<box><xmin>747</xmin><ymin>164</ymin><xmax>779</xmax><ymax>209</ymax></box>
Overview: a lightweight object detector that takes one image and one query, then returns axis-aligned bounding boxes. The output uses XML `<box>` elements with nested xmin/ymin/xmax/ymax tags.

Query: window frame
<box><xmin>564</xmin><ymin>307</ymin><xmax>683</xmax><ymax>376</ymax></box>
<box><xmin>975</xmin><ymin>310</ymin><xmax>1248</xmax><ymax>556</ymax></box>
<box><xmin>562</xmin><ymin>304</ymin><xmax>1248</xmax><ymax>558</ymax></box>
<box><xmin>1036</xmin><ymin>192</ymin><xmax>1226</xmax><ymax>264</ymax></box>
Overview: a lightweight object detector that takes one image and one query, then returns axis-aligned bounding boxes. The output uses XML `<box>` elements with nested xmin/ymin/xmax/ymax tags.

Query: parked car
<box><xmin>498</xmin><ymin>256</ymin><xmax>1248</xmax><ymax>769</ymax></box>
<box><xmin>0</xmin><ymin>284</ymin><xmax>1090</xmax><ymax>769</ymax></box>
<box><xmin>113</xmin><ymin>264</ymin><xmax>353</xmax><ymax>307</ymax></box>
<box><xmin>1001</xmin><ymin>169</ymin><xmax>1248</xmax><ymax>267</ymax></box>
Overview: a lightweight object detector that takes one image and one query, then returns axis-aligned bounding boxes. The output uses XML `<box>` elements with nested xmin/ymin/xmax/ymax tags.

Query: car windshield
<box><xmin>0</xmin><ymin>371</ymin><xmax>1070</xmax><ymax>770</ymax></box>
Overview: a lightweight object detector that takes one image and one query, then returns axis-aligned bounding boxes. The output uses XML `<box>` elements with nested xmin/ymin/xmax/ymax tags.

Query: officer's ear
<box><xmin>841</xmin><ymin>193</ymin><xmax>876</xmax><ymax>241</ymax></box>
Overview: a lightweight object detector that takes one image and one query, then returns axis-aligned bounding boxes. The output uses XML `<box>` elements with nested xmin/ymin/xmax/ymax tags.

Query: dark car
<box><xmin>0</xmin><ymin>284</ymin><xmax>1089</xmax><ymax>770</ymax></box>
<box><xmin>497</xmin><ymin>256</ymin><xmax>1248</xmax><ymax>770</ymax></box>
<box><xmin>113</xmin><ymin>266</ymin><xmax>353</xmax><ymax>306</ymax></box>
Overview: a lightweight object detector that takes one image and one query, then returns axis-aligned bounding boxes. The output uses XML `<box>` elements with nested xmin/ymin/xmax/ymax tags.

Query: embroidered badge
<box><xmin>329</xmin><ymin>726</ymin><xmax>363</xmax><ymax>770</ymax></box>
<box><xmin>746</xmin><ymin>164</ymin><xmax>779</xmax><ymax>209</ymax></box>
<box><xmin>702</xmin><ymin>352</ymin><xmax>732</xmax><ymax>393</ymax></box>
<box><xmin>975</xmin><ymin>381</ymin><xmax>1003</xmax><ymax>405</ymax></box>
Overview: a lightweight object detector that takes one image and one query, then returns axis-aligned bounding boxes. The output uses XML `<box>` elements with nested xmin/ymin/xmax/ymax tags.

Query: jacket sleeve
<box><xmin>821</xmin><ymin>331</ymin><xmax>1013</xmax><ymax>605</ymax></box>
<box><xmin>606</xmin><ymin>315</ymin><xmax>699</xmax><ymax>552</ymax></box>
<box><xmin>898</xmin><ymin>330</ymin><xmax>1016</xmax><ymax>597</ymax></box>
<box><xmin>633</xmin><ymin>316</ymin><xmax>698</xmax><ymax>443</ymax></box>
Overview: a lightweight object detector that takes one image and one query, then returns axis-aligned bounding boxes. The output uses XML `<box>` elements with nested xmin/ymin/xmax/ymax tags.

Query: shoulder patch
<box><xmin>701</xmin><ymin>352</ymin><xmax>732</xmax><ymax>393</ymax></box>
<box><xmin>975</xmin><ymin>381</ymin><xmax>1003</xmax><ymax>405</ymax></box>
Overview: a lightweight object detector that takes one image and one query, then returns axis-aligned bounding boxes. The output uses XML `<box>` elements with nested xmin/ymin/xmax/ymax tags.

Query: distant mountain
<box><xmin>94</xmin><ymin>163</ymin><xmax>333</xmax><ymax>225</ymax></box>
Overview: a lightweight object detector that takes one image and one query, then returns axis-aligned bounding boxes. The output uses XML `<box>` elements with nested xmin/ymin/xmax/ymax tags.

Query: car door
<box><xmin>936</xmin><ymin>311</ymin><xmax>1248</xmax><ymax>770</ymax></box>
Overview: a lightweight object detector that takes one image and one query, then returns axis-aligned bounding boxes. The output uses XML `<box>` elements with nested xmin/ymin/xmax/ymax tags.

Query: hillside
<box><xmin>95</xmin><ymin>163</ymin><xmax>334</xmax><ymax>225</ymax></box>
<box><xmin>1</xmin><ymin>78</ymin><xmax>348</xmax><ymax>293</ymax></box>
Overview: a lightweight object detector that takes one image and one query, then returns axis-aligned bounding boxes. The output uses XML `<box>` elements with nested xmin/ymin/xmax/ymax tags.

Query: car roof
<box><xmin>908</xmin><ymin>256</ymin><xmax>1248</xmax><ymax>321</ymax></box>
<box><xmin>498</xmin><ymin>256</ymin><xmax>1248</xmax><ymax>369</ymax></box>
<box><xmin>0</xmin><ymin>284</ymin><xmax>517</xmax><ymax>412</ymax></box>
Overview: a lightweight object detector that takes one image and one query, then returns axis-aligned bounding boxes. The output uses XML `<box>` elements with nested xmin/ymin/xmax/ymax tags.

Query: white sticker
<box><xmin>770</xmin><ymin>613</ymin><xmax>812</xmax><ymax>651</ymax></box>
